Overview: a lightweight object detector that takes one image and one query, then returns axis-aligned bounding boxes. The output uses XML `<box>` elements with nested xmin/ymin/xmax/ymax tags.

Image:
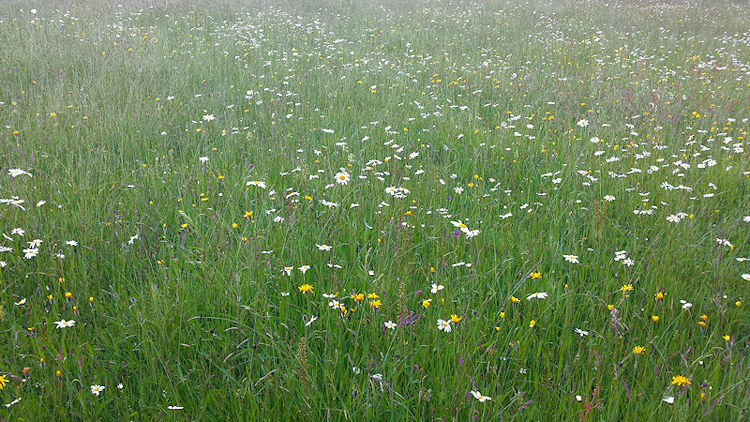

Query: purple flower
<box><xmin>453</xmin><ymin>230</ymin><xmax>461</xmax><ymax>239</ymax></box>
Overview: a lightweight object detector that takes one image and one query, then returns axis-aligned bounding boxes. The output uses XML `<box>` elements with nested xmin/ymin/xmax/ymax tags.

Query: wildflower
<box><xmin>334</xmin><ymin>171</ymin><xmax>350</xmax><ymax>185</ymax></box>
<box><xmin>577</xmin><ymin>119</ymin><xmax>589</xmax><ymax>128</ymax></box>
<box><xmin>574</xmin><ymin>328</ymin><xmax>589</xmax><ymax>337</ymax></box>
<box><xmin>529</xmin><ymin>320</ymin><xmax>536</xmax><ymax>328</ymax></box>
<box><xmin>742</xmin><ymin>274</ymin><xmax>750</xmax><ymax>281</ymax></box>
<box><xmin>0</xmin><ymin>375</ymin><xmax>6</xmax><ymax>390</ymax></box>
<box><xmin>246</xmin><ymin>180</ymin><xmax>267</xmax><ymax>189</ymax></box>
<box><xmin>663</xmin><ymin>396</ymin><xmax>674</xmax><ymax>404</ymax></box>
<box><xmin>430</xmin><ymin>283</ymin><xmax>444</xmax><ymax>294</ymax></box>
<box><xmin>470</xmin><ymin>391</ymin><xmax>491</xmax><ymax>402</ymax></box>
<box><xmin>8</xmin><ymin>169</ymin><xmax>32</xmax><ymax>178</ymax></box>
<box><xmin>510</xmin><ymin>296</ymin><xmax>521</xmax><ymax>304</ymax></box>
<box><xmin>90</xmin><ymin>385</ymin><xmax>105</xmax><ymax>396</ymax></box>
<box><xmin>633</xmin><ymin>346</ymin><xmax>645</xmax><ymax>355</ymax></box>
<box><xmin>54</xmin><ymin>320</ymin><xmax>75</xmax><ymax>328</ymax></box>
<box><xmin>723</xmin><ymin>334</ymin><xmax>731</xmax><ymax>342</ymax></box>
<box><xmin>370</xmin><ymin>300</ymin><xmax>381</xmax><ymax>309</ymax></box>
<box><xmin>316</xmin><ymin>244</ymin><xmax>332</xmax><ymax>251</ymax></box>
<box><xmin>450</xmin><ymin>314</ymin><xmax>462</xmax><ymax>323</ymax></box>
<box><xmin>304</xmin><ymin>315</ymin><xmax>318</xmax><ymax>327</ymax></box>
<box><xmin>563</xmin><ymin>254</ymin><xmax>579</xmax><ymax>264</ymax></box>
<box><xmin>351</xmin><ymin>293</ymin><xmax>364</xmax><ymax>302</ymax></box>
<box><xmin>654</xmin><ymin>291</ymin><xmax>664</xmax><ymax>301</ymax></box>
<box><xmin>422</xmin><ymin>299</ymin><xmax>432</xmax><ymax>308</ymax></box>
<box><xmin>298</xmin><ymin>284</ymin><xmax>314</xmax><ymax>294</ymax></box>
<box><xmin>384</xmin><ymin>321</ymin><xmax>396</xmax><ymax>330</ymax></box>
<box><xmin>437</xmin><ymin>319</ymin><xmax>452</xmax><ymax>332</ymax></box>
<box><xmin>671</xmin><ymin>375</ymin><xmax>690</xmax><ymax>387</ymax></box>
<box><xmin>652</xmin><ymin>315</ymin><xmax>659</xmax><ymax>322</ymax></box>
<box><xmin>168</xmin><ymin>406</ymin><xmax>184</xmax><ymax>410</ymax></box>
<box><xmin>530</xmin><ymin>271</ymin><xmax>541</xmax><ymax>279</ymax></box>
<box><xmin>22</xmin><ymin>248</ymin><xmax>39</xmax><ymax>259</ymax></box>
<box><xmin>620</xmin><ymin>284</ymin><xmax>633</xmax><ymax>296</ymax></box>
<box><xmin>526</xmin><ymin>292</ymin><xmax>548</xmax><ymax>300</ymax></box>
<box><xmin>298</xmin><ymin>265</ymin><xmax>310</xmax><ymax>273</ymax></box>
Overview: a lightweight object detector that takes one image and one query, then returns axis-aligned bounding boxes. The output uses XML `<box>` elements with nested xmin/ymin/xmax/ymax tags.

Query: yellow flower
<box><xmin>298</xmin><ymin>284</ymin><xmax>314</xmax><ymax>294</ymax></box>
<box><xmin>370</xmin><ymin>300</ymin><xmax>381</xmax><ymax>309</ymax></box>
<box><xmin>450</xmin><ymin>314</ymin><xmax>462</xmax><ymax>323</ymax></box>
<box><xmin>367</xmin><ymin>293</ymin><xmax>379</xmax><ymax>300</ymax></box>
<box><xmin>530</xmin><ymin>271</ymin><xmax>541</xmax><ymax>279</ymax></box>
<box><xmin>0</xmin><ymin>374</ymin><xmax>7</xmax><ymax>390</ymax></box>
<box><xmin>499</xmin><ymin>312</ymin><xmax>505</xmax><ymax>319</ymax></box>
<box><xmin>722</xmin><ymin>334</ymin><xmax>730</xmax><ymax>342</ymax></box>
<box><xmin>671</xmin><ymin>375</ymin><xmax>690</xmax><ymax>387</ymax></box>
<box><xmin>654</xmin><ymin>291</ymin><xmax>664</xmax><ymax>300</ymax></box>
<box><xmin>700</xmin><ymin>314</ymin><xmax>708</xmax><ymax>321</ymax></box>
<box><xmin>350</xmin><ymin>293</ymin><xmax>364</xmax><ymax>302</ymax></box>
<box><xmin>65</xmin><ymin>292</ymin><xmax>72</xmax><ymax>300</ymax></box>
<box><xmin>510</xmin><ymin>296</ymin><xmax>520</xmax><ymax>304</ymax></box>
<box><xmin>633</xmin><ymin>346</ymin><xmax>645</xmax><ymax>355</ymax></box>
<box><xmin>422</xmin><ymin>299</ymin><xmax>432</xmax><ymax>308</ymax></box>
<box><xmin>651</xmin><ymin>315</ymin><xmax>660</xmax><ymax>322</ymax></box>
<box><xmin>698</xmin><ymin>321</ymin><xmax>706</xmax><ymax>328</ymax></box>
<box><xmin>620</xmin><ymin>284</ymin><xmax>633</xmax><ymax>295</ymax></box>
<box><xmin>529</xmin><ymin>320</ymin><xmax>536</xmax><ymax>328</ymax></box>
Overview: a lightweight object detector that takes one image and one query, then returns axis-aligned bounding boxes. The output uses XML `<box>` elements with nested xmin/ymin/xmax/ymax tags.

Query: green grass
<box><xmin>0</xmin><ymin>0</ymin><xmax>749</xmax><ymax>419</ymax></box>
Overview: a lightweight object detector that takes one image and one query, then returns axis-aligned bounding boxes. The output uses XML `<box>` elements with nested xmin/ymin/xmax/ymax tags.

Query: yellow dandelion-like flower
<box><xmin>671</xmin><ymin>375</ymin><xmax>690</xmax><ymax>387</ymax></box>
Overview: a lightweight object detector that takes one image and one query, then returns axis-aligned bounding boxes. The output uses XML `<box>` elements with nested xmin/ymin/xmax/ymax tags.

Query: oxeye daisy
<box><xmin>470</xmin><ymin>391</ymin><xmax>491</xmax><ymax>402</ymax></box>
<box><xmin>334</xmin><ymin>171</ymin><xmax>350</xmax><ymax>185</ymax></box>
<box><xmin>436</xmin><ymin>319</ymin><xmax>452</xmax><ymax>332</ymax></box>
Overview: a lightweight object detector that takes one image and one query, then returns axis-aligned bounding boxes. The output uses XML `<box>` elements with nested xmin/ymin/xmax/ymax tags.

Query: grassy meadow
<box><xmin>0</xmin><ymin>0</ymin><xmax>749</xmax><ymax>419</ymax></box>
